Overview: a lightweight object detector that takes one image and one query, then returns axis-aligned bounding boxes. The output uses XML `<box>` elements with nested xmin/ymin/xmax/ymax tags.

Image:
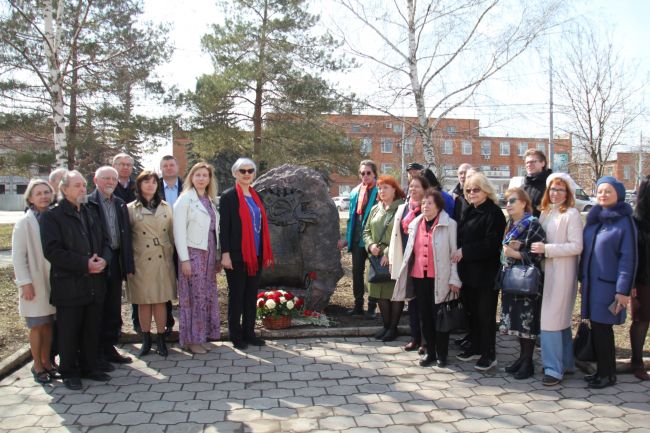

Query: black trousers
<box><xmin>57</xmin><ymin>301</ymin><xmax>103</xmax><ymax>378</ymax></box>
<box><xmin>226</xmin><ymin>260</ymin><xmax>262</xmax><ymax>342</ymax></box>
<box><xmin>408</xmin><ymin>298</ymin><xmax>422</xmax><ymax>344</ymax></box>
<box><xmin>413</xmin><ymin>277</ymin><xmax>449</xmax><ymax>358</ymax></box>
<box><xmin>591</xmin><ymin>321</ymin><xmax>616</xmax><ymax>378</ymax></box>
<box><xmin>101</xmin><ymin>250</ymin><xmax>123</xmax><ymax>348</ymax></box>
<box><xmin>465</xmin><ymin>284</ymin><xmax>498</xmax><ymax>358</ymax></box>
<box><xmin>351</xmin><ymin>241</ymin><xmax>368</xmax><ymax>305</ymax></box>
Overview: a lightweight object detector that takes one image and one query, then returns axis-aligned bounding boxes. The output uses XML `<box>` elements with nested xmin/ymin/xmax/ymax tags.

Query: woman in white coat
<box><xmin>531</xmin><ymin>173</ymin><xmax>583</xmax><ymax>386</ymax></box>
<box><xmin>393</xmin><ymin>188</ymin><xmax>462</xmax><ymax>367</ymax></box>
<box><xmin>12</xmin><ymin>179</ymin><xmax>58</xmax><ymax>383</ymax></box>
<box><xmin>388</xmin><ymin>175</ymin><xmax>429</xmax><ymax>353</ymax></box>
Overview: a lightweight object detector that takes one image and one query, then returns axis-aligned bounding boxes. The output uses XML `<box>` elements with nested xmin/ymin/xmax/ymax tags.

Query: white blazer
<box><xmin>173</xmin><ymin>188</ymin><xmax>220</xmax><ymax>262</ymax></box>
<box><xmin>12</xmin><ymin>210</ymin><xmax>56</xmax><ymax>317</ymax></box>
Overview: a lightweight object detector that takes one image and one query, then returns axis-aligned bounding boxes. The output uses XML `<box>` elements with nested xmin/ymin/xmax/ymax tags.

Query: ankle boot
<box><xmin>382</xmin><ymin>301</ymin><xmax>403</xmax><ymax>342</ymax></box>
<box><xmin>365</xmin><ymin>299</ymin><xmax>378</xmax><ymax>319</ymax></box>
<box><xmin>506</xmin><ymin>338</ymin><xmax>525</xmax><ymax>373</ymax></box>
<box><xmin>514</xmin><ymin>358</ymin><xmax>534</xmax><ymax>379</ymax></box>
<box><xmin>138</xmin><ymin>332</ymin><xmax>152</xmax><ymax>357</ymax></box>
<box><xmin>155</xmin><ymin>333</ymin><xmax>168</xmax><ymax>357</ymax></box>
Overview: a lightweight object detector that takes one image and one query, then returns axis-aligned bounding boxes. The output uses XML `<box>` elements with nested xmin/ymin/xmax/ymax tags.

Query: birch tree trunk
<box><xmin>43</xmin><ymin>0</ymin><xmax>67</xmax><ymax>167</ymax></box>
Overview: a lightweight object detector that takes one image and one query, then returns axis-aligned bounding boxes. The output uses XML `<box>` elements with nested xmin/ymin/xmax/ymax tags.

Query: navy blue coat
<box><xmin>580</xmin><ymin>202</ymin><xmax>638</xmax><ymax>324</ymax></box>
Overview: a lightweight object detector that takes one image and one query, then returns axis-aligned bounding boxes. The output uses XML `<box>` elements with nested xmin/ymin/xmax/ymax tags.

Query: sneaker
<box><xmin>456</xmin><ymin>350</ymin><xmax>481</xmax><ymax>362</ymax></box>
<box><xmin>474</xmin><ymin>356</ymin><xmax>497</xmax><ymax>371</ymax></box>
<box><xmin>542</xmin><ymin>374</ymin><xmax>561</xmax><ymax>386</ymax></box>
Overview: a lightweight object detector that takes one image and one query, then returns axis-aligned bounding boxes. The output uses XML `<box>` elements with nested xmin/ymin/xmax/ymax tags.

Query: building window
<box><xmin>518</xmin><ymin>142</ymin><xmax>528</xmax><ymax>156</ymax></box>
<box><xmin>481</xmin><ymin>140</ymin><xmax>491</xmax><ymax>156</ymax></box>
<box><xmin>480</xmin><ymin>165</ymin><xmax>491</xmax><ymax>172</ymax></box>
<box><xmin>442</xmin><ymin>140</ymin><xmax>453</xmax><ymax>155</ymax></box>
<box><xmin>380</xmin><ymin>137</ymin><xmax>393</xmax><ymax>153</ymax></box>
<box><xmin>16</xmin><ymin>184</ymin><xmax>27</xmax><ymax>195</ymax></box>
<box><xmin>385</xmin><ymin>122</ymin><xmax>392</xmax><ymax>129</ymax></box>
<box><xmin>351</xmin><ymin>124</ymin><xmax>361</xmax><ymax>133</ymax></box>
<box><xmin>381</xmin><ymin>163</ymin><xmax>395</xmax><ymax>174</ymax></box>
<box><xmin>0</xmin><ymin>184</ymin><xmax>5</xmax><ymax>195</ymax></box>
<box><xmin>624</xmin><ymin>165</ymin><xmax>632</xmax><ymax>180</ymax></box>
<box><xmin>517</xmin><ymin>166</ymin><xmax>526</xmax><ymax>176</ymax></box>
<box><xmin>461</xmin><ymin>140</ymin><xmax>472</xmax><ymax>155</ymax></box>
<box><xmin>361</xmin><ymin>137</ymin><xmax>372</xmax><ymax>155</ymax></box>
<box><xmin>446</xmin><ymin>126</ymin><xmax>457</xmax><ymax>135</ymax></box>
<box><xmin>393</xmin><ymin>123</ymin><xmax>403</xmax><ymax>134</ymax></box>
<box><xmin>403</xmin><ymin>137</ymin><xmax>414</xmax><ymax>155</ymax></box>
<box><xmin>500</xmin><ymin>142</ymin><xmax>510</xmax><ymax>156</ymax></box>
<box><xmin>537</xmin><ymin>143</ymin><xmax>546</xmax><ymax>152</ymax></box>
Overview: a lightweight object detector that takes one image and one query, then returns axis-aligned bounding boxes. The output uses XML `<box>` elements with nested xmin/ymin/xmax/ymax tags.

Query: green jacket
<box><xmin>363</xmin><ymin>199</ymin><xmax>404</xmax><ymax>255</ymax></box>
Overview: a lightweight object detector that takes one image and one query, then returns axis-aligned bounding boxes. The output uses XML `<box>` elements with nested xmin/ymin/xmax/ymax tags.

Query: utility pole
<box><xmin>549</xmin><ymin>54</ymin><xmax>554</xmax><ymax>169</ymax></box>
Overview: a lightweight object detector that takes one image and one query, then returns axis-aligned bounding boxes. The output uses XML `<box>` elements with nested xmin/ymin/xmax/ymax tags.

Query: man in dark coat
<box><xmin>522</xmin><ymin>149</ymin><xmax>551</xmax><ymax>217</ymax></box>
<box><xmin>40</xmin><ymin>170</ymin><xmax>112</xmax><ymax>390</ymax></box>
<box><xmin>112</xmin><ymin>153</ymin><xmax>136</xmax><ymax>204</ymax></box>
<box><xmin>157</xmin><ymin>154</ymin><xmax>183</xmax><ymax>334</ymax></box>
<box><xmin>451</xmin><ymin>163</ymin><xmax>472</xmax><ymax>222</ymax></box>
<box><xmin>88</xmin><ymin>166</ymin><xmax>135</xmax><ymax>365</ymax></box>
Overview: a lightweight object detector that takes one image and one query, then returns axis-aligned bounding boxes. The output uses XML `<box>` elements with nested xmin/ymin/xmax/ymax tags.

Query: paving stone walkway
<box><xmin>1</xmin><ymin>335</ymin><xmax>649</xmax><ymax>433</ymax></box>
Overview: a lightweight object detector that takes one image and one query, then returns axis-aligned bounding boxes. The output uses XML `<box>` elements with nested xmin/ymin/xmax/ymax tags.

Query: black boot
<box><xmin>513</xmin><ymin>338</ymin><xmax>535</xmax><ymax>380</ymax></box>
<box><xmin>138</xmin><ymin>332</ymin><xmax>152</xmax><ymax>357</ymax></box>
<box><xmin>347</xmin><ymin>300</ymin><xmax>364</xmax><ymax>316</ymax></box>
<box><xmin>375</xmin><ymin>299</ymin><xmax>391</xmax><ymax>339</ymax></box>
<box><xmin>155</xmin><ymin>333</ymin><xmax>168</xmax><ymax>357</ymax></box>
<box><xmin>365</xmin><ymin>298</ymin><xmax>378</xmax><ymax>320</ymax></box>
<box><xmin>505</xmin><ymin>338</ymin><xmax>525</xmax><ymax>373</ymax></box>
<box><xmin>383</xmin><ymin>301</ymin><xmax>404</xmax><ymax>342</ymax></box>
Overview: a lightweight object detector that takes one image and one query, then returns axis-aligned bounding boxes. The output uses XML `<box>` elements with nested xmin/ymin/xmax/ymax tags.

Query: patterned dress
<box><xmin>499</xmin><ymin>217</ymin><xmax>546</xmax><ymax>339</ymax></box>
<box><xmin>178</xmin><ymin>196</ymin><xmax>220</xmax><ymax>346</ymax></box>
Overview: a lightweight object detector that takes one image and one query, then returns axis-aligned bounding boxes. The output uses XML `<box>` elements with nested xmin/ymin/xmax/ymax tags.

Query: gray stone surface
<box><xmin>1</xmin><ymin>334</ymin><xmax>650</xmax><ymax>432</ymax></box>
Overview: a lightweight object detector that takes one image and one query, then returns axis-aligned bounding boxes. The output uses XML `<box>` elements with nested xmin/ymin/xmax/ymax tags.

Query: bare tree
<box><xmin>335</xmin><ymin>0</ymin><xmax>562</xmax><ymax>168</ymax></box>
<box><xmin>556</xmin><ymin>26</ymin><xmax>647</xmax><ymax>182</ymax></box>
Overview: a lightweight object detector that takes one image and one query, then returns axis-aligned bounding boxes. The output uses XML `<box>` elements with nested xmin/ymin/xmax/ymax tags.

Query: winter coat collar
<box><xmin>525</xmin><ymin>168</ymin><xmax>552</xmax><ymax>186</ymax></box>
<box><xmin>408</xmin><ymin>210</ymin><xmax>451</xmax><ymax>231</ymax></box>
<box><xmin>586</xmin><ymin>201</ymin><xmax>633</xmax><ymax>226</ymax></box>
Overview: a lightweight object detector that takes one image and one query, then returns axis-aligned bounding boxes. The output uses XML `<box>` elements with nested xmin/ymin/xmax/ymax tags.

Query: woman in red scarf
<box><xmin>219</xmin><ymin>158</ymin><xmax>274</xmax><ymax>350</ymax></box>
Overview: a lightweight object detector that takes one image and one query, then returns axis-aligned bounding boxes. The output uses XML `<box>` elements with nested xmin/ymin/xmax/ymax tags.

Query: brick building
<box><xmin>325</xmin><ymin>114</ymin><xmax>572</xmax><ymax>196</ymax></box>
<box><xmin>570</xmin><ymin>151</ymin><xmax>650</xmax><ymax>194</ymax></box>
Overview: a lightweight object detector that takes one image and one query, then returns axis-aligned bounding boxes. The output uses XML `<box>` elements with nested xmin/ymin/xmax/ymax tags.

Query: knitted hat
<box><xmin>596</xmin><ymin>176</ymin><xmax>625</xmax><ymax>202</ymax></box>
<box><xmin>546</xmin><ymin>172</ymin><xmax>577</xmax><ymax>196</ymax></box>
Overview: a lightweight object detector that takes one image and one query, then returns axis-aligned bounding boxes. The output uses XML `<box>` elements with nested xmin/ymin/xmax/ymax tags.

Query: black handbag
<box><xmin>368</xmin><ymin>255</ymin><xmax>391</xmax><ymax>283</ymax></box>
<box><xmin>501</xmin><ymin>263</ymin><xmax>542</xmax><ymax>296</ymax></box>
<box><xmin>573</xmin><ymin>320</ymin><xmax>596</xmax><ymax>362</ymax></box>
<box><xmin>367</xmin><ymin>210</ymin><xmax>395</xmax><ymax>283</ymax></box>
<box><xmin>435</xmin><ymin>292</ymin><xmax>466</xmax><ymax>333</ymax></box>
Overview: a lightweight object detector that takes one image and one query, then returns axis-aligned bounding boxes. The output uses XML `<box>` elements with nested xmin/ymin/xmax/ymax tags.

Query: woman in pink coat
<box><xmin>531</xmin><ymin>173</ymin><xmax>583</xmax><ymax>386</ymax></box>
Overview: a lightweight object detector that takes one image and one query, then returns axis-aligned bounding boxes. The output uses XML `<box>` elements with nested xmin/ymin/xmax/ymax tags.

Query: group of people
<box><xmin>13</xmin><ymin>154</ymin><xmax>273</xmax><ymax>390</ymax></box>
<box><xmin>343</xmin><ymin>150</ymin><xmax>649</xmax><ymax>389</ymax></box>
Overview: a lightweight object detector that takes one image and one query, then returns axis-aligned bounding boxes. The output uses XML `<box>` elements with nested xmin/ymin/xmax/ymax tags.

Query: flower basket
<box><xmin>262</xmin><ymin>315</ymin><xmax>292</xmax><ymax>330</ymax></box>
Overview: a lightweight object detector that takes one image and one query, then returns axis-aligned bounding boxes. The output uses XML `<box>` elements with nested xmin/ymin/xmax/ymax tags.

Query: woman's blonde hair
<box><xmin>464</xmin><ymin>172</ymin><xmax>499</xmax><ymax>205</ymax></box>
<box><xmin>24</xmin><ymin>178</ymin><xmax>53</xmax><ymax>207</ymax></box>
<box><xmin>183</xmin><ymin>162</ymin><xmax>218</xmax><ymax>200</ymax></box>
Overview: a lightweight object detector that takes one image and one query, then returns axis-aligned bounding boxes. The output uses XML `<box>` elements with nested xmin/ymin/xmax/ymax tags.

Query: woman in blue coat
<box><xmin>580</xmin><ymin>176</ymin><xmax>638</xmax><ymax>389</ymax></box>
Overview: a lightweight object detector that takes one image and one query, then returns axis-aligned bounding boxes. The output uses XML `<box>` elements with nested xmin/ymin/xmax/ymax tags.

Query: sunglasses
<box><xmin>359</xmin><ymin>171</ymin><xmax>374</xmax><ymax>176</ymax></box>
<box><xmin>464</xmin><ymin>187</ymin><xmax>481</xmax><ymax>194</ymax></box>
<box><xmin>506</xmin><ymin>197</ymin><xmax>519</xmax><ymax>205</ymax></box>
<box><xmin>238</xmin><ymin>168</ymin><xmax>255</xmax><ymax>174</ymax></box>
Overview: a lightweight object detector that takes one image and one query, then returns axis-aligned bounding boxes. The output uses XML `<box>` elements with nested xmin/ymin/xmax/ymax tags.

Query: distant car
<box><xmin>333</xmin><ymin>196</ymin><xmax>350</xmax><ymax>211</ymax></box>
<box><xmin>508</xmin><ymin>176</ymin><xmax>595</xmax><ymax>212</ymax></box>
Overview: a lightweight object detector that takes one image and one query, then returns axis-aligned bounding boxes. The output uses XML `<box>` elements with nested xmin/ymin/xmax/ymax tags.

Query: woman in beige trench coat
<box><xmin>531</xmin><ymin>172</ymin><xmax>583</xmax><ymax>386</ymax></box>
<box><xmin>127</xmin><ymin>171</ymin><xmax>177</xmax><ymax>357</ymax></box>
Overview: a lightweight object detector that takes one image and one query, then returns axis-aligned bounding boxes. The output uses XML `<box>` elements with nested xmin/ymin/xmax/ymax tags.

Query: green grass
<box><xmin>0</xmin><ymin>224</ymin><xmax>13</xmax><ymax>250</ymax></box>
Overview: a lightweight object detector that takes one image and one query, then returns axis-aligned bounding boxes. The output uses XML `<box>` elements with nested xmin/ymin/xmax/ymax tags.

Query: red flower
<box><xmin>257</xmin><ymin>292</ymin><xmax>266</xmax><ymax>299</ymax></box>
<box><xmin>295</xmin><ymin>298</ymin><xmax>304</xmax><ymax>308</ymax></box>
<box><xmin>257</xmin><ymin>299</ymin><xmax>265</xmax><ymax>308</ymax></box>
<box><xmin>285</xmin><ymin>293</ymin><xmax>294</xmax><ymax>301</ymax></box>
<box><xmin>307</xmin><ymin>271</ymin><xmax>317</xmax><ymax>280</ymax></box>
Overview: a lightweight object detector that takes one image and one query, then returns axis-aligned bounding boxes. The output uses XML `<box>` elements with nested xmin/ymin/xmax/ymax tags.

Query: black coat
<box><xmin>114</xmin><ymin>178</ymin><xmax>136</xmax><ymax>204</ymax></box>
<box><xmin>452</xmin><ymin>183</ymin><xmax>470</xmax><ymax>222</ymax></box>
<box><xmin>457</xmin><ymin>199</ymin><xmax>507</xmax><ymax>288</ymax></box>
<box><xmin>523</xmin><ymin>169</ymin><xmax>551</xmax><ymax>217</ymax></box>
<box><xmin>87</xmin><ymin>189</ymin><xmax>135</xmax><ymax>278</ymax></box>
<box><xmin>634</xmin><ymin>214</ymin><xmax>650</xmax><ymax>286</ymax></box>
<box><xmin>219</xmin><ymin>186</ymin><xmax>266</xmax><ymax>263</ymax></box>
<box><xmin>40</xmin><ymin>198</ymin><xmax>112</xmax><ymax>307</ymax></box>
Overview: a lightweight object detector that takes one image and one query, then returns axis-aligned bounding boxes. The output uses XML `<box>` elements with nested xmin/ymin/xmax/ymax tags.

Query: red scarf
<box><xmin>236</xmin><ymin>183</ymin><xmax>274</xmax><ymax>275</ymax></box>
<box><xmin>401</xmin><ymin>199</ymin><xmax>421</xmax><ymax>233</ymax></box>
<box><xmin>356</xmin><ymin>182</ymin><xmax>375</xmax><ymax>215</ymax></box>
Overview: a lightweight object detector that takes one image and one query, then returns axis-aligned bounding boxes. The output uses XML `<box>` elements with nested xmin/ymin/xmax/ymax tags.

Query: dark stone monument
<box><xmin>254</xmin><ymin>164</ymin><xmax>344</xmax><ymax>311</ymax></box>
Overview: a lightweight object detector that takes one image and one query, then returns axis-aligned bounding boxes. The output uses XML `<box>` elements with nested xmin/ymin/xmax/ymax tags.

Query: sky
<box><xmin>139</xmin><ymin>0</ymin><xmax>650</xmax><ymax>170</ymax></box>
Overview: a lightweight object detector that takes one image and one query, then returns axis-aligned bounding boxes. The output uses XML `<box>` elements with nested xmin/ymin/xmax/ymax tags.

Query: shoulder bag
<box><xmin>367</xmin><ymin>211</ymin><xmax>395</xmax><ymax>283</ymax></box>
<box><xmin>500</xmin><ymin>218</ymin><xmax>542</xmax><ymax>296</ymax></box>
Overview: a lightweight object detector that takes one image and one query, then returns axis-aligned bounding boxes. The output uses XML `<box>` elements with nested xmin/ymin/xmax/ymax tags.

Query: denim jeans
<box><xmin>540</xmin><ymin>328</ymin><xmax>574</xmax><ymax>379</ymax></box>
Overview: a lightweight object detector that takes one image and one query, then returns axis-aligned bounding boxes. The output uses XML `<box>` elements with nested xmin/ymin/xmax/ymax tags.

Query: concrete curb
<box><xmin>0</xmin><ymin>343</ymin><xmax>31</xmax><ymax>380</ymax></box>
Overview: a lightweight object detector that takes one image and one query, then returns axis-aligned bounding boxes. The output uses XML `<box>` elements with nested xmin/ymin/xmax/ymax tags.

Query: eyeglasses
<box><xmin>359</xmin><ymin>171</ymin><xmax>373</xmax><ymax>176</ymax></box>
<box><xmin>464</xmin><ymin>187</ymin><xmax>481</xmax><ymax>194</ymax></box>
<box><xmin>549</xmin><ymin>187</ymin><xmax>567</xmax><ymax>194</ymax></box>
<box><xmin>238</xmin><ymin>168</ymin><xmax>255</xmax><ymax>174</ymax></box>
<box><xmin>525</xmin><ymin>159</ymin><xmax>540</xmax><ymax>165</ymax></box>
<box><xmin>506</xmin><ymin>197</ymin><xmax>519</xmax><ymax>205</ymax></box>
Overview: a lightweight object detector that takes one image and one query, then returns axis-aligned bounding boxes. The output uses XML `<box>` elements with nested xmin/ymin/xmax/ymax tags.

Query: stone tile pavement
<box><xmin>1</xmin><ymin>334</ymin><xmax>649</xmax><ymax>433</ymax></box>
